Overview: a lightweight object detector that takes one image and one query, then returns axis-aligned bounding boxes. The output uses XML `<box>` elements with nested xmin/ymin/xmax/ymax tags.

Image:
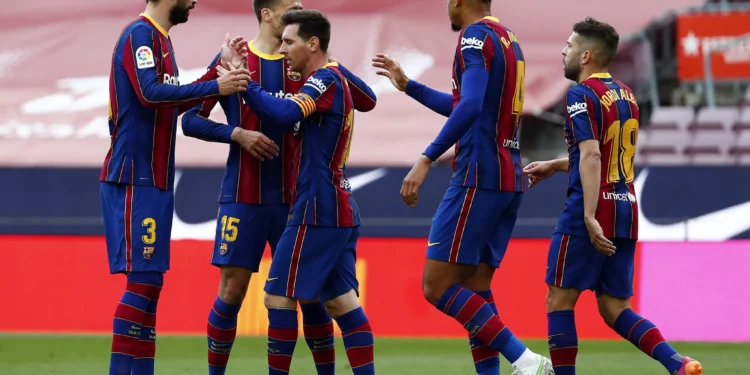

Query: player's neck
<box><xmin>252</xmin><ymin>25</ymin><xmax>283</xmax><ymax>56</ymax></box>
<box><xmin>578</xmin><ymin>66</ymin><xmax>608</xmax><ymax>83</ymax></box>
<box><xmin>462</xmin><ymin>9</ymin><xmax>492</xmax><ymax>28</ymax></box>
<box><xmin>302</xmin><ymin>53</ymin><xmax>329</xmax><ymax>78</ymax></box>
<box><xmin>143</xmin><ymin>4</ymin><xmax>173</xmax><ymax>33</ymax></box>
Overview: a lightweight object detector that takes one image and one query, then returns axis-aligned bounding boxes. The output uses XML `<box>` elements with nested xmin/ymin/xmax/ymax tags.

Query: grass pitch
<box><xmin>0</xmin><ymin>334</ymin><xmax>747</xmax><ymax>374</ymax></box>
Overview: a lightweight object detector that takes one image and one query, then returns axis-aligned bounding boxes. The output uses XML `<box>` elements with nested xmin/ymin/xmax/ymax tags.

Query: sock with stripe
<box><xmin>547</xmin><ymin>310</ymin><xmax>578</xmax><ymax>375</ymax></box>
<box><xmin>130</xmin><ymin>272</ymin><xmax>163</xmax><ymax>375</ymax></box>
<box><xmin>268</xmin><ymin>308</ymin><xmax>299</xmax><ymax>374</ymax></box>
<box><xmin>437</xmin><ymin>284</ymin><xmax>527</xmax><ymax>364</ymax></box>
<box><xmin>301</xmin><ymin>301</ymin><xmax>336</xmax><ymax>374</ymax></box>
<box><xmin>207</xmin><ymin>296</ymin><xmax>242</xmax><ymax>375</ymax></box>
<box><xmin>468</xmin><ymin>290</ymin><xmax>500</xmax><ymax>375</ymax></box>
<box><xmin>110</xmin><ymin>273</ymin><xmax>155</xmax><ymax>375</ymax></box>
<box><xmin>335</xmin><ymin>307</ymin><xmax>375</xmax><ymax>375</ymax></box>
<box><xmin>613</xmin><ymin>309</ymin><xmax>683</xmax><ymax>374</ymax></box>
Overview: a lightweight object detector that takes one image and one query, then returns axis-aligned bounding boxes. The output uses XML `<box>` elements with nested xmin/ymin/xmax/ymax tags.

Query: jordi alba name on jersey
<box><xmin>287</xmin><ymin>63</ymin><xmax>359</xmax><ymax>227</ymax></box>
<box><xmin>557</xmin><ymin>73</ymin><xmax>640</xmax><ymax>240</ymax></box>
<box><xmin>450</xmin><ymin>16</ymin><xmax>525</xmax><ymax>192</ymax></box>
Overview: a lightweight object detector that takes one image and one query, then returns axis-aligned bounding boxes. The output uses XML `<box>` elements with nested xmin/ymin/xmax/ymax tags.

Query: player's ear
<box><xmin>308</xmin><ymin>36</ymin><xmax>320</xmax><ymax>53</ymax></box>
<box><xmin>580</xmin><ymin>49</ymin><xmax>592</xmax><ymax>66</ymax></box>
<box><xmin>261</xmin><ymin>8</ymin><xmax>273</xmax><ymax>23</ymax></box>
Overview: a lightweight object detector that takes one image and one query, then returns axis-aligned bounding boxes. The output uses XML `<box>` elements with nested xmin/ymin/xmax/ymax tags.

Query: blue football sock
<box><xmin>335</xmin><ymin>307</ymin><xmax>375</xmax><ymax>375</ymax></box>
<box><xmin>268</xmin><ymin>308</ymin><xmax>299</xmax><ymax>374</ymax></box>
<box><xmin>613</xmin><ymin>309</ymin><xmax>683</xmax><ymax>374</ymax></box>
<box><xmin>129</xmin><ymin>272</ymin><xmax>162</xmax><ymax>375</ymax></box>
<box><xmin>468</xmin><ymin>290</ymin><xmax>500</xmax><ymax>375</ymax></box>
<box><xmin>548</xmin><ymin>310</ymin><xmax>578</xmax><ymax>375</ymax></box>
<box><xmin>301</xmin><ymin>301</ymin><xmax>336</xmax><ymax>375</ymax></box>
<box><xmin>207</xmin><ymin>296</ymin><xmax>241</xmax><ymax>375</ymax></box>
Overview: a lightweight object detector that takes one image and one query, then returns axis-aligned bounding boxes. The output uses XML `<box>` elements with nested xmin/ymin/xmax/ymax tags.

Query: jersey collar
<box><xmin>248</xmin><ymin>41</ymin><xmax>284</xmax><ymax>60</ymax></box>
<box><xmin>140</xmin><ymin>13</ymin><xmax>169</xmax><ymax>38</ymax></box>
<box><xmin>482</xmin><ymin>16</ymin><xmax>499</xmax><ymax>23</ymax></box>
<box><xmin>587</xmin><ymin>72</ymin><xmax>612</xmax><ymax>79</ymax></box>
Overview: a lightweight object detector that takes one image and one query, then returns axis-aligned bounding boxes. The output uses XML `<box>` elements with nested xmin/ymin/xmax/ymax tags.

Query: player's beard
<box><xmin>563</xmin><ymin>60</ymin><xmax>581</xmax><ymax>81</ymax></box>
<box><xmin>169</xmin><ymin>2</ymin><xmax>192</xmax><ymax>25</ymax></box>
<box><xmin>451</xmin><ymin>23</ymin><xmax>462</xmax><ymax>32</ymax></box>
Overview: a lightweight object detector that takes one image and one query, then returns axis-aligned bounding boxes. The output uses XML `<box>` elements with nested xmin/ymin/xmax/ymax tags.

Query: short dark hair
<box><xmin>573</xmin><ymin>17</ymin><xmax>620</xmax><ymax>66</ymax></box>
<box><xmin>253</xmin><ymin>0</ymin><xmax>279</xmax><ymax>23</ymax></box>
<box><xmin>281</xmin><ymin>10</ymin><xmax>331</xmax><ymax>52</ymax></box>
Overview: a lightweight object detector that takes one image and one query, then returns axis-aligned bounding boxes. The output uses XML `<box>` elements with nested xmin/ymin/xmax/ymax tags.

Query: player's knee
<box><xmin>264</xmin><ymin>293</ymin><xmax>296</xmax><ymax>310</ymax></box>
<box><xmin>546</xmin><ymin>286</ymin><xmax>578</xmax><ymax>312</ymax></box>
<box><xmin>219</xmin><ymin>282</ymin><xmax>247</xmax><ymax>305</ymax></box>
<box><xmin>422</xmin><ymin>279</ymin><xmax>447</xmax><ymax>306</ymax></box>
<box><xmin>597</xmin><ymin>295</ymin><xmax>630</xmax><ymax>327</ymax></box>
<box><xmin>323</xmin><ymin>290</ymin><xmax>359</xmax><ymax>319</ymax></box>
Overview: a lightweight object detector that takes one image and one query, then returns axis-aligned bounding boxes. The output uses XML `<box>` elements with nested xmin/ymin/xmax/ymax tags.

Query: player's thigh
<box><xmin>596</xmin><ymin>238</ymin><xmax>637</xmax><ymax>299</ymax></box>
<box><xmin>211</xmin><ymin>203</ymin><xmax>271</xmax><ymax>272</ymax></box>
<box><xmin>319</xmin><ymin>227</ymin><xmax>360</xmax><ymax>304</ymax></box>
<box><xmin>128</xmin><ymin>185</ymin><xmax>173</xmax><ymax>274</ymax></box>
<box><xmin>545</xmin><ymin>233</ymin><xmax>606</xmax><ymax>292</ymax></box>
<box><xmin>264</xmin><ymin>225</ymin><xmax>350</xmax><ymax>301</ymax></box>
<box><xmin>427</xmin><ymin>186</ymin><xmax>496</xmax><ymax>266</ymax></box>
<box><xmin>483</xmin><ymin>192</ymin><xmax>523</xmax><ymax>267</ymax></box>
<box><xmin>267</xmin><ymin>204</ymin><xmax>291</xmax><ymax>255</ymax></box>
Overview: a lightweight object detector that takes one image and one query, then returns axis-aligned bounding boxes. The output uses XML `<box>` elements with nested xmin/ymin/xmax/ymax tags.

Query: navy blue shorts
<box><xmin>265</xmin><ymin>225</ymin><xmax>359</xmax><ymax>302</ymax></box>
<box><xmin>100</xmin><ymin>182</ymin><xmax>173</xmax><ymax>274</ymax></box>
<box><xmin>426</xmin><ymin>186</ymin><xmax>523</xmax><ymax>267</ymax></box>
<box><xmin>210</xmin><ymin>203</ymin><xmax>288</xmax><ymax>272</ymax></box>
<box><xmin>545</xmin><ymin>232</ymin><xmax>637</xmax><ymax>298</ymax></box>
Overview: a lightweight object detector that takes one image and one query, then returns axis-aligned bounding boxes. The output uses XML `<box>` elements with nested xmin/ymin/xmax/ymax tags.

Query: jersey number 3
<box><xmin>604</xmin><ymin>119</ymin><xmax>638</xmax><ymax>183</ymax></box>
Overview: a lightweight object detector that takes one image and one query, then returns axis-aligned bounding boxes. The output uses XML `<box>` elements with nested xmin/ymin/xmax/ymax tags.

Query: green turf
<box><xmin>0</xmin><ymin>334</ymin><xmax>747</xmax><ymax>374</ymax></box>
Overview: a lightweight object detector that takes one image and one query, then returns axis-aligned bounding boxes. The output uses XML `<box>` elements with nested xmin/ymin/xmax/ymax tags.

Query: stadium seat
<box><xmin>638</xmin><ymin>129</ymin><xmax>690</xmax><ymax>165</ymax></box>
<box><xmin>648</xmin><ymin>106</ymin><xmax>695</xmax><ymax>131</ymax></box>
<box><xmin>688</xmin><ymin>107</ymin><xmax>740</xmax><ymax>131</ymax></box>
<box><xmin>731</xmin><ymin>130</ymin><xmax>750</xmax><ymax>165</ymax></box>
<box><xmin>686</xmin><ymin>129</ymin><xmax>735</xmax><ymax>165</ymax></box>
<box><xmin>736</xmin><ymin>106</ymin><xmax>750</xmax><ymax>131</ymax></box>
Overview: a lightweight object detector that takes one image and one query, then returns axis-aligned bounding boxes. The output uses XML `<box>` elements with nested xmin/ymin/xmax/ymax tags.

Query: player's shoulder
<box><xmin>565</xmin><ymin>83</ymin><xmax>599</xmax><ymax>113</ymax></box>
<box><xmin>307</xmin><ymin>64</ymin><xmax>341</xmax><ymax>88</ymax></box>
<box><xmin>461</xmin><ymin>22</ymin><xmax>492</xmax><ymax>46</ymax></box>
<box><xmin>567</xmin><ymin>82</ymin><xmax>598</xmax><ymax>99</ymax></box>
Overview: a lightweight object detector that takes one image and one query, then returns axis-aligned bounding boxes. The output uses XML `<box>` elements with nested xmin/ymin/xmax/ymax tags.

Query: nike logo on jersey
<box><xmin>171</xmin><ymin>168</ymin><xmax>388</xmax><ymax>240</ymax></box>
<box><xmin>636</xmin><ymin>168</ymin><xmax>750</xmax><ymax>241</ymax></box>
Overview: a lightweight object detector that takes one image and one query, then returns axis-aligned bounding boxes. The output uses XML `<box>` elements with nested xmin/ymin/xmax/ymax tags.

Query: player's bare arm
<box><xmin>229</xmin><ymin>127</ymin><xmax>280</xmax><ymax>161</ymax></box>
<box><xmin>523</xmin><ymin>158</ymin><xmax>569</xmax><ymax>188</ymax></box>
<box><xmin>373</xmin><ymin>53</ymin><xmax>453</xmax><ymax>117</ymax></box>
<box><xmin>401</xmin><ymin>155</ymin><xmax>432</xmax><ymax>207</ymax></box>
<box><xmin>578</xmin><ymin>139</ymin><xmax>616</xmax><ymax>255</ymax></box>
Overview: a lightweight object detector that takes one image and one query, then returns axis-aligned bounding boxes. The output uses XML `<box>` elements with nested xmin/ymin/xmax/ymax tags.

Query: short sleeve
<box><xmin>565</xmin><ymin>87</ymin><xmax>600</xmax><ymax>144</ymax></box>
<box><xmin>459</xmin><ymin>24</ymin><xmax>494</xmax><ymax>72</ymax></box>
<box><xmin>291</xmin><ymin>68</ymin><xmax>337</xmax><ymax>117</ymax></box>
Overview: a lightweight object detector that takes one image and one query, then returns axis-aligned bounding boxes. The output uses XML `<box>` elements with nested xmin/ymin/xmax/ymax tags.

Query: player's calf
<box><xmin>599</xmin><ymin>294</ymin><xmax>687</xmax><ymax>374</ymax></box>
<box><xmin>265</xmin><ymin>293</ymin><xmax>299</xmax><ymax>375</ymax></box>
<box><xmin>461</xmin><ymin>264</ymin><xmax>500</xmax><ymax>375</ymax></box>
<box><xmin>324</xmin><ymin>290</ymin><xmax>374</xmax><ymax>375</ymax></box>
<box><xmin>546</xmin><ymin>286</ymin><xmax>581</xmax><ymax>375</ymax></box>
<box><xmin>300</xmin><ymin>300</ymin><xmax>336</xmax><ymax>375</ymax></box>
<box><xmin>207</xmin><ymin>267</ymin><xmax>252</xmax><ymax>375</ymax></box>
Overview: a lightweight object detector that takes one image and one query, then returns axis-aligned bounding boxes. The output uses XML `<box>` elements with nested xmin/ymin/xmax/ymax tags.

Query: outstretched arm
<box><xmin>372</xmin><ymin>53</ymin><xmax>452</xmax><ymax>117</ymax></box>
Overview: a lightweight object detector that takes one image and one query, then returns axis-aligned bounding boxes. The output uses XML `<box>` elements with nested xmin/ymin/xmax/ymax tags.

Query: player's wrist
<box><xmin>230</xmin><ymin>127</ymin><xmax>244</xmax><ymax>142</ymax></box>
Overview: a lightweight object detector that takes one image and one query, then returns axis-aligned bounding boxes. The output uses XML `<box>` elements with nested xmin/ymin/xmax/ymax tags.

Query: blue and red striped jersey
<box><xmin>100</xmin><ymin>13</ymin><xmax>220</xmax><ymax>191</ymax></box>
<box><xmin>450</xmin><ymin>16</ymin><xmax>525</xmax><ymax>192</ymax></box>
<box><xmin>182</xmin><ymin>43</ymin><xmax>377</xmax><ymax>205</ymax></box>
<box><xmin>556</xmin><ymin>73</ymin><xmax>640</xmax><ymax>240</ymax></box>
<box><xmin>288</xmin><ymin>63</ymin><xmax>359</xmax><ymax>227</ymax></box>
<box><xmin>197</xmin><ymin>43</ymin><xmax>304</xmax><ymax>204</ymax></box>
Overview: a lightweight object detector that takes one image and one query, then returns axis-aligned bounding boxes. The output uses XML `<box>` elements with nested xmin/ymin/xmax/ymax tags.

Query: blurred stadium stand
<box><xmin>3</xmin><ymin>0</ymin><xmax>749</xmax><ymax>167</ymax></box>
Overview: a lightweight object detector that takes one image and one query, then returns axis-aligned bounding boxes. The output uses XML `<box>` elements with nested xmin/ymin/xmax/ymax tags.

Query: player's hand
<box><xmin>585</xmin><ymin>216</ymin><xmax>616</xmax><ymax>256</ymax></box>
<box><xmin>372</xmin><ymin>53</ymin><xmax>409</xmax><ymax>92</ymax></box>
<box><xmin>220</xmin><ymin>34</ymin><xmax>248</xmax><ymax>70</ymax></box>
<box><xmin>216</xmin><ymin>64</ymin><xmax>252</xmax><ymax>95</ymax></box>
<box><xmin>401</xmin><ymin>155</ymin><xmax>432</xmax><ymax>207</ymax></box>
<box><xmin>523</xmin><ymin>160</ymin><xmax>556</xmax><ymax>189</ymax></box>
<box><xmin>230</xmin><ymin>128</ymin><xmax>279</xmax><ymax>161</ymax></box>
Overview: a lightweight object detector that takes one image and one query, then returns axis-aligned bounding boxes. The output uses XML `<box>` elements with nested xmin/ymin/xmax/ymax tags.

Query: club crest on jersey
<box><xmin>136</xmin><ymin>46</ymin><xmax>155</xmax><ymax>69</ymax></box>
<box><xmin>461</xmin><ymin>37</ymin><xmax>484</xmax><ymax>50</ymax></box>
<box><xmin>143</xmin><ymin>246</ymin><xmax>155</xmax><ymax>259</ymax></box>
<box><xmin>287</xmin><ymin>69</ymin><xmax>302</xmax><ymax>81</ymax></box>
<box><xmin>219</xmin><ymin>242</ymin><xmax>228</xmax><ymax>255</ymax></box>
